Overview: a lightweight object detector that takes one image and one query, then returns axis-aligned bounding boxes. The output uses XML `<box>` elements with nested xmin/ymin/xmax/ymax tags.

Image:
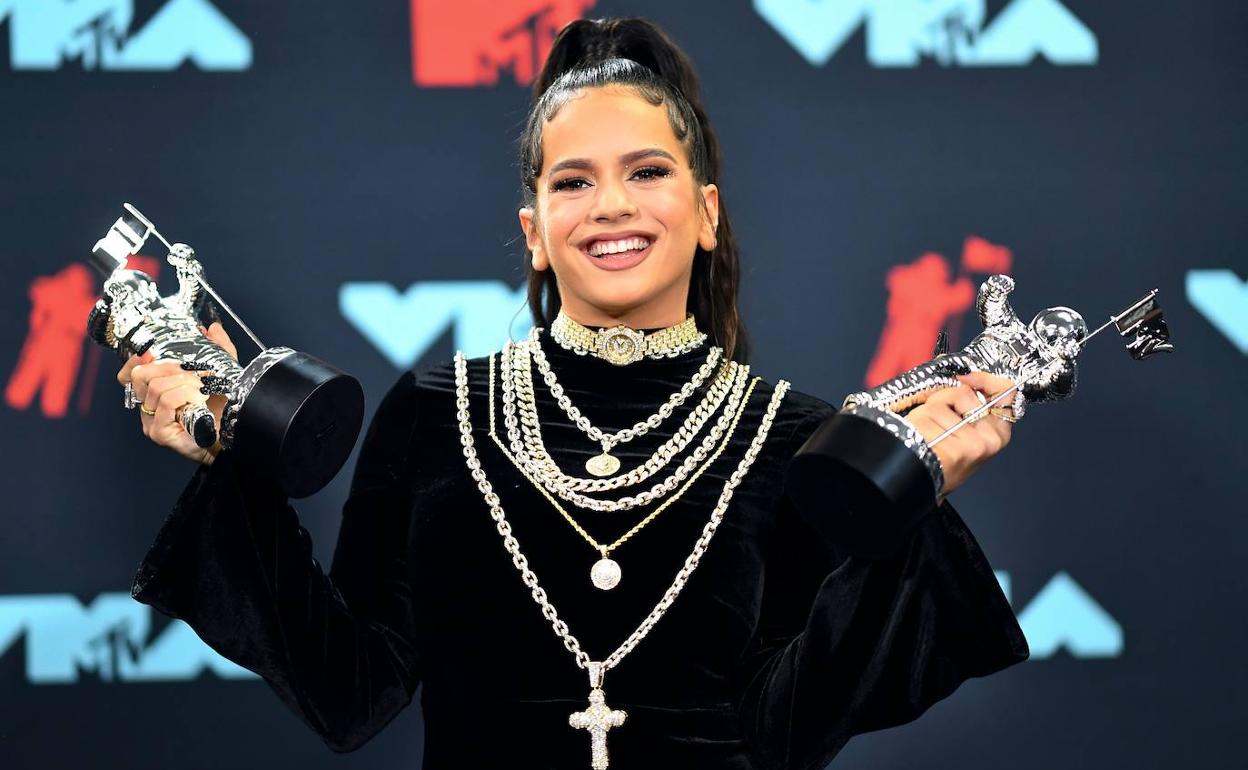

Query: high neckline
<box><xmin>519</xmin><ymin>327</ymin><xmax>723</xmax><ymax>440</ymax></box>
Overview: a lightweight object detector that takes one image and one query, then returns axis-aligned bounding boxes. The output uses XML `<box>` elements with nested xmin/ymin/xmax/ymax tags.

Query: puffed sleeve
<box><xmin>736</xmin><ymin>411</ymin><xmax>1029</xmax><ymax>770</ymax></box>
<box><xmin>130</xmin><ymin>370</ymin><xmax>424</xmax><ymax>752</ymax></box>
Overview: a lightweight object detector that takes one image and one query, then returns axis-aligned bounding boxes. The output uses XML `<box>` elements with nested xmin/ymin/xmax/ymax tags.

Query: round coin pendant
<box><xmin>591</xmin><ymin>558</ymin><xmax>622</xmax><ymax>591</ymax></box>
<box><xmin>585</xmin><ymin>452</ymin><xmax>621</xmax><ymax>477</ymax></box>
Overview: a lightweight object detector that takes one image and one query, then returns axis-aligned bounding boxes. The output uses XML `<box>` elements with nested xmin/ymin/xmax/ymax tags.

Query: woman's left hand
<box><xmin>903</xmin><ymin>371</ymin><xmax>1017</xmax><ymax>499</ymax></box>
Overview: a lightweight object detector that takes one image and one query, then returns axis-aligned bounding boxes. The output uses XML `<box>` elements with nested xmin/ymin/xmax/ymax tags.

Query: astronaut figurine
<box><xmin>844</xmin><ymin>275</ymin><xmax>1087</xmax><ymax>418</ymax></box>
<box><xmin>785</xmin><ymin>273</ymin><xmax>1171</xmax><ymax>555</ymax></box>
<box><xmin>89</xmin><ymin>238</ymin><xmax>244</xmax><ymax>449</ymax></box>
<box><xmin>85</xmin><ymin>204</ymin><xmax>364</xmax><ymax>498</ymax></box>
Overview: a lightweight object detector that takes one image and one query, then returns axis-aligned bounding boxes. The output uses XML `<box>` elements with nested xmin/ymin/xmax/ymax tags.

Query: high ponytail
<box><xmin>518</xmin><ymin>17</ymin><xmax>750</xmax><ymax>363</ymax></box>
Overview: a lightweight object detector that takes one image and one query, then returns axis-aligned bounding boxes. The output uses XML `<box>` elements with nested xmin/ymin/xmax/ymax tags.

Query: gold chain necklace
<box><xmin>550</xmin><ymin>310</ymin><xmax>707</xmax><ymax>366</ymax></box>
<box><xmin>490</xmin><ymin>351</ymin><xmax>761</xmax><ymax>590</ymax></box>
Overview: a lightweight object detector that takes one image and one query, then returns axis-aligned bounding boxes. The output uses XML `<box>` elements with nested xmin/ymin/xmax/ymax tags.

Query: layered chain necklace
<box><xmin>454</xmin><ymin>347</ymin><xmax>789</xmax><ymax>769</ymax></box>
<box><xmin>529</xmin><ymin>325</ymin><xmax>726</xmax><ymax>478</ymax></box>
<box><xmin>509</xmin><ymin>332</ymin><xmax>750</xmax><ymax>506</ymax></box>
<box><xmin>500</xmin><ymin>344</ymin><xmax>753</xmax><ymax>589</ymax></box>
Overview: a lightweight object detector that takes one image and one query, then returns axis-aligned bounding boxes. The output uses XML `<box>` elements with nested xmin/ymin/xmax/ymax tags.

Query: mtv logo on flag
<box><xmin>410</xmin><ymin>0</ymin><xmax>596</xmax><ymax>87</ymax></box>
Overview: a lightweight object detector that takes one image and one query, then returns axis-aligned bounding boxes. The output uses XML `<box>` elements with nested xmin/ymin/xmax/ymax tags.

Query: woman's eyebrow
<box><xmin>548</xmin><ymin>148</ymin><xmax>677</xmax><ymax>175</ymax></box>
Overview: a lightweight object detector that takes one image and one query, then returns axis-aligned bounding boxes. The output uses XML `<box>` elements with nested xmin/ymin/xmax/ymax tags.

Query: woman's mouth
<box><xmin>580</xmin><ymin>236</ymin><xmax>654</xmax><ymax>271</ymax></box>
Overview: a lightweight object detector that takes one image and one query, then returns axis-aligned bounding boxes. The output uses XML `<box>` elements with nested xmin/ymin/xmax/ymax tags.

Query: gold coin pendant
<box><xmin>585</xmin><ymin>452</ymin><xmax>621</xmax><ymax>477</ymax></box>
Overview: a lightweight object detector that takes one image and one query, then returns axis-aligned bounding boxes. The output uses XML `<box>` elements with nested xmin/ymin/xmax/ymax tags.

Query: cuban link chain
<box><xmin>529</xmin><ymin>326</ymin><xmax>723</xmax><ymax>477</ymax></box>
<box><xmin>491</xmin><ymin>352</ymin><xmax>761</xmax><ymax>590</ymax></box>
<box><xmin>507</xmin><ymin>341</ymin><xmax>751</xmax><ymax>512</ymax></box>
<box><xmin>509</xmin><ymin>338</ymin><xmax>747</xmax><ymax>499</ymax></box>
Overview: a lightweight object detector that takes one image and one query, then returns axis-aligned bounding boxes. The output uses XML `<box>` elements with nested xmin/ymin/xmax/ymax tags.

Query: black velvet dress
<box><xmin>130</xmin><ymin>330</ymin><xmax>1028</xmax><ymax>770</ymax></box>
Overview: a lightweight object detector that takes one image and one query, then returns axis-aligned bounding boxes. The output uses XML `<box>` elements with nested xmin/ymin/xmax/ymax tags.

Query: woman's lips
<box><xmin>580</xmin><ymin>240</ymin><xmax>654</xmax><ymax>271</ymax></box>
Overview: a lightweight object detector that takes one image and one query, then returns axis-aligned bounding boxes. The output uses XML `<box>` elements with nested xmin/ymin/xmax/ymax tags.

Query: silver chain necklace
<box><xmin>453</xmin><ymin>350</ymin><xmax>789</xmax><ymax>769</ymax></box>
<box><xmin>529</xmin><ymin>326</ymin><xmax>723</xmax><ymax>477</ymax></box>
<box><xmin>497</xmin><ymin>352</ymin><xmax>758</xmax><ymax>591</ymax></box>
<box><xmin>506</xmin><ymin>340</ymin><xmax>752</xmax><ymax>512</ymax></box>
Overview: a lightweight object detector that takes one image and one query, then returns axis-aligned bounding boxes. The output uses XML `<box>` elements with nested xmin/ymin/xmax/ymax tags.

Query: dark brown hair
<box><xmin>518</xmin><ymin>17</ymin><xmax>749</xmax><ymax>362</ymax></box>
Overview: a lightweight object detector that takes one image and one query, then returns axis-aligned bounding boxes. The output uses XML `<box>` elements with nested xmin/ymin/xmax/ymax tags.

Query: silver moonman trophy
<box><xmin>785</xmin><ymin>274</ymin><xmax>1173</xmax><ymax>554</ymax></box>
<box><xmin>86</xmin><ymin>204</ymin><xmax>364</xmax><ymax>498</ymax></box>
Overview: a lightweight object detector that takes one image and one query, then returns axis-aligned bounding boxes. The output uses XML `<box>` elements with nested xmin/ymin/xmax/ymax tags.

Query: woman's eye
<box><xmin>633</xmin><ymin>166</ymin><xmax>672</xmax><ymax>181</ymax></box>
<box><xmin>551</xmin><ymin>177</ymin><xmax>588</xmax><ymax>192</ymax></box>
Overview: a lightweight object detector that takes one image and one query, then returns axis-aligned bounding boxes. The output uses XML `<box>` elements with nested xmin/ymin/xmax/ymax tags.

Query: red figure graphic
<box><xmin>5</xmin><ymin>264</ymin><xmax>99</xmax><ymax>418</ymax></box>
<box><xmin>960</xmin><ymin>234</ymin><xmax>1013</xmax><ymax>274</ymax></box>
<box><xmin>864</xmin><ymin>236</ymin><xmax>1014</xmax><ymax>387</ymax></box>
<box><xmin>411</xmin><ymin>0</ymin><xmax>596</xmax><ymax>87</ymax></box>
<box><xmin>6</xmin><ymin>256</ymin><xmax>161</xmax><ymax>418</ymax></box>
<box><xmin>864</xmin><ymin>253</ymin><xmax>974</xmax><ymax>388</ymax></box>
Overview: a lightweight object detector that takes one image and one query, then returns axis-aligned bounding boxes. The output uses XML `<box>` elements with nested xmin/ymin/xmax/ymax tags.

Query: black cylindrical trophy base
<box><xmin>784</xmin><ymin>411</ymin><xmax>939</xmax><ymax>558</ymax></box>
<box><xmin>230</xmin><ymin>352</ymin><xmax>365</xmax><ymax>499</ymax></box>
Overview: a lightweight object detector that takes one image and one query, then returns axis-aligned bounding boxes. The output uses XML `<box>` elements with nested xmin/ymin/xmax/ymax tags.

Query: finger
<box><xmin>154</xmin><ymin>381</ymin><xmax>206</xmax><ymax>434</ymax></box>
<box><xmin>948</xmin><ymin>384</ymin><xmax>987</xmax><ymax>421</ymax></box>
<box><xmin>967</xmin><ymin>404</ymin><xmax>1012</xmax><ymax>453</ymax></box>
<box><xmin>205</xmin><ymin>322</ymin><xmax>238</xmax><ymax>361</ymax></box>
<box><xmin>923</xmin><ymin>384</ymin><xmax>986</xmax><ymax>425</ymax></box>
<box><xmin>117</xmin><ymin>350</ymin><xmax>154</xmax><ymax>385</ymax></box>
<box><xmin>142</xmin><ymin>371</ymin><xmax>206</xmax><ymax>414</ymax></box>
<box><xmin>969</xmin><ymin>420</ymin><xmax>1005</xmax><ymax>455</ymax></box>
<box><xmin>132</xmin><ymin>361</ymin><xmax>196</xmax><ymax>404</ymax></box>
<box><xmin>911</xmin><ymin>401</ymin><xmax>963</xmax><ymax>433</ymax></box>
<box><xmin>984</xmin><ymin>412</ymin><xmax>1013</xmax><ymax>449</ymax></box>
<box><xmin>957</xmin><ymin>371</ymin><xmax>1017</xmax><ymax>398</ymax></box>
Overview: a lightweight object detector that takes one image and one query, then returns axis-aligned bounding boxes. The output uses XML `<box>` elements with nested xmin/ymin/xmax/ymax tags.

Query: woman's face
<box><xmin>519</xmin><ymin>85</ymin><xmax>719</xmax><ymax>328</ymax></box>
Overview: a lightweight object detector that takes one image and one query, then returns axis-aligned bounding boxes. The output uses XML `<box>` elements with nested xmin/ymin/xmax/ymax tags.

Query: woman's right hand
<box><xmin>117</xmin><ymin>322</ymin><xmax>239</xmax><ymax>465</ymax></box>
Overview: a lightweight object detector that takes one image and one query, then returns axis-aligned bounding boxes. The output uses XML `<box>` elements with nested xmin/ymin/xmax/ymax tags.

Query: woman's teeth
<box><xmin>587</xmin><ymin>237</ymin><xmax>651</xmax><ymax>256</ymax></box>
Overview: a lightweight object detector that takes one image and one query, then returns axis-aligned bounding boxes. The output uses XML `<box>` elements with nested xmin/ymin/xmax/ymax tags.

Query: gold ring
<box><xmin>990</xmin><ymin>407</ymin><xmax>1018</xmax><ymax>424</ymax></box>
<box><xmin>140</xmin><ymin>404</ymin><xmax>157</xmax><ymax>416</ymax></box>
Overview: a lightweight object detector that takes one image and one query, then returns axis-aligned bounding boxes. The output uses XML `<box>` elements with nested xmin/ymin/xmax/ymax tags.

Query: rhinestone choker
<box><xmin>549</xmin><ymin>310</ymin><xmax>707</xmax><ymax>366</ymax></box>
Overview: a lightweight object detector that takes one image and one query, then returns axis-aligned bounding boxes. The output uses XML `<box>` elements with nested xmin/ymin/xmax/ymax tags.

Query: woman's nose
<box><xmin>590</xmin><ymin>177</ymin><xmax>637</xmax><ymax>221</ymax></box>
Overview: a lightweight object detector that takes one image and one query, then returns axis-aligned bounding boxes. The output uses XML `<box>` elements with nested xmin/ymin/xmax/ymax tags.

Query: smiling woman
<box><xmin>520</xmin><ymin>89</ymin><xmax>719</xmax><ymax>332</ymax></box>
<box><xmin>517</xmin><ymin>35</ymin><xmax>746</xmax><ymax>361</ymax></box>
<box><xmin>120</xmin><ymin>15</ymin><xmax>1029</xmax><ymax>770</ymax></box>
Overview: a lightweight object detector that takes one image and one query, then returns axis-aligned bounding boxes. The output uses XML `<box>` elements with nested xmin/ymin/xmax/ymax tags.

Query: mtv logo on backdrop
<box><xmin>0</xmin><ymin>593</ymin><xmax>255</xmax><ymax>683</ymax></box>
<box><xmin>410</xmin><ymin>0</ymin><xmax>595</xmax><ymax>87</ymax></box>
<box><xmin>996</xmin><ymin>571</ymin><xmax>1122</xmax><ymax>659</ymax></box>
<box><xmin>0</xmin><ymin>0</ymin><xmax>251</xmax><ymax>71</ymax></box>
<box><xmin>340</xmin><ymin>281</ymin><xmax>532</xmax><ymax>368</ymax></box>
<box><xmin>1186</xmin><ymin>270</ymin><xmax>1248</xmax><ymax>354</ymax></box>
<box><xmin>755</xmin><ymin>0</ymin><xmax>1097</xmax><ymax>67</ymax></box>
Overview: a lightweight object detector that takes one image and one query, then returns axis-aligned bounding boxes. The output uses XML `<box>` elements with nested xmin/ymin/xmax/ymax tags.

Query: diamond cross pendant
<box><xmin>568</xmin><ymin>663</ymin><xmax>627</xmax><ymax>769</ymax></box>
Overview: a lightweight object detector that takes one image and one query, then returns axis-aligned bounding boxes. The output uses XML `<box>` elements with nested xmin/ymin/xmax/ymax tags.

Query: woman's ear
<box><xmin>518</xmin><ymin>206</ymin><xmax>549</xmax><ymax>271</ymax></box>
<box><xmin>697</xmin><ymin>184</ymin><xmax>720</xmax><ymax>252</ymax></box>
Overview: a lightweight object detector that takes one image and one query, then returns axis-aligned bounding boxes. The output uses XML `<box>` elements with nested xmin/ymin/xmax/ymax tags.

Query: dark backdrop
<box><xmin>1</xmin><ymin>1</ymin><xmax>1245</xmax><ymax>768</ymax></box>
